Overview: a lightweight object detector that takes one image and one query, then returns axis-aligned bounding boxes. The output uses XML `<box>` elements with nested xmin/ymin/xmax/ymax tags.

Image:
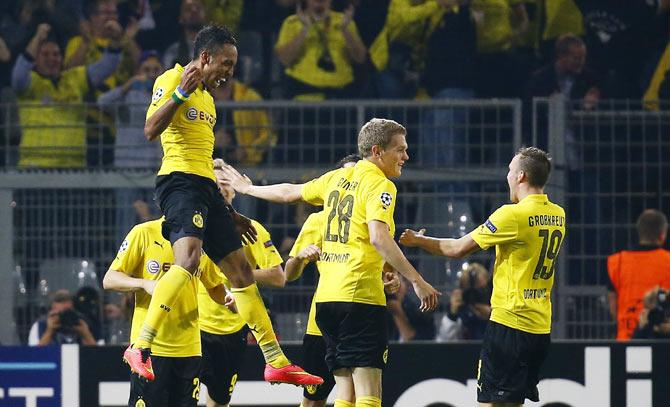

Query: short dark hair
<box><xmin>517</xmin><ymin>147</ymin><xmax>551</xmax><ymax>188</ymax></box>
<box><xmin>193</xmin><ymin>25</ymin><xmax>237</xmax><ymax>60</ymax></box>
<box><xmin>555</xmin><ymin>33</ymin><xmax>585</xmax><ymax>58</ymax></box>
<box><xmin>636</xmin><ymin>209</ymin><xmax>668</xmax><ymax>242</ymax></box>
<box><xmin>335</xmin><ymin>154</ymin><xmax>361</xmax><ymax>169</ymax></box>
<box><xmin>85</xmin><ymin>0</ymin><xmax>115</xmax><ymax>19</ymax></box>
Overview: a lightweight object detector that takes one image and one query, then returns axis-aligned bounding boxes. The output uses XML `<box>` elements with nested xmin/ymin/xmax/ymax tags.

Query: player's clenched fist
<box><xmin>412</xmin><ymin>279</ymin><xmax>440</xmax><ymax>312</ymax></box>
<box><xmin>179</xmin><ymin>64</ymin><xmax>202</xmax><ymax>94</ymax></box>
<box><xmin>399</xmin><ymin>228</ymin><xmax>425</xmax><ymax>247</ymax></box>
<box><xmin>297</xmin><ymin>244</ymin><xmax>321</xmax><ymax>262</ymax></box>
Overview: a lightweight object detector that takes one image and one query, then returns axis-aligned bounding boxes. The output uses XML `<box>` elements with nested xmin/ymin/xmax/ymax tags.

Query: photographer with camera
<box><xmin>28</xmin><ymin>290</ymin><xmax>97</xmax><ymax>346</ymax></box>
<box><xmin>607</xmin><ymin>209</ymin><xmax>670</xmax><ymax>341</ymax></box>
<box><xmin>632</xmin><ymin>287</ymin><xmax>670</xmax><ymax>339</ymax></box>
<box><xmin>436</xmin><ymin>262</ymin><xmax>492</xmax><ymax>341</ymax></box>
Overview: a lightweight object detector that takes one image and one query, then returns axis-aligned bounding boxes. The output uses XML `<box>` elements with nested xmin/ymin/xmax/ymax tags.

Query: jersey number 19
<box><xmin>532</xmin><ymin>229</ymin><xmax>563</xmax><ymax>280</ymax></box>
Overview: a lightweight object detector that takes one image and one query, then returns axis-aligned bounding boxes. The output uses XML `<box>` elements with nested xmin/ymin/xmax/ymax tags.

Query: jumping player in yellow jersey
<box><xmin>285</xmin><ymin>154</ymin><xmax>400</xmax><ymax>407</ymax></box>
<box><xmin>103</xmin><ymin>218</ymin><xmax>229</xmax><ymax>407</ymax></box>
<box><xmin>399</xmin><ymin>147</ymin><xmax>566</xmax><ymax>407</ymax></box>
<box><xmin>197</xmin><ymin>163</ymin><xmax>287</xmax><ymax>407</ymax></box>
<box><xmin>221</xmin><ymin>118</ymin><xmax>440</xmax><ymax>407</ymax></box>
<box><xmin>127</xmin><ymin>25</ymin><xmax>321</xmax><ymax>387</ymax></box>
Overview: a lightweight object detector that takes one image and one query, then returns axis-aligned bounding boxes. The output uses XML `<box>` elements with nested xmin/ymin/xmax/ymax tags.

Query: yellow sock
<box><xmin>135</xmin><ymin>265</ymin><xmax>192</xmax><ymax>349</ymax></box>
<box><xmin>334</xmin><ymin>400</ymin><xmax>355</xmax><ymax>407</ymax></box>
<box><xmin>356</xmin><ymin>396</ymin><xmax>381</xmax><ymax>407</ymax></box>
<box><xmin>231</xmin><ymin>283</ymin><xmax>289</xmax><ymax>368</ymax></box>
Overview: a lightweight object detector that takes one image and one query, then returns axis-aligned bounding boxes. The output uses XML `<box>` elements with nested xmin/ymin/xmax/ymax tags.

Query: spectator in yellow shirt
<box><xmin>275</xmin><ymin>0</ymin><xmax>367</xmax><ymax>100</ymax></box>
<box><xmin>211</xmin><ymin>78</ymin><xmax>277</xmax><ymax>166</ymax></box>
<box><xmin>471</xmin><ymin>0</ymin><xmax>530</xmax><ymax>97</ymax></box>
<box><xmin>10</xmin><ymin>23</ymin><xmax>121</xmax><ymax>168</ymax></box>
<box><xmin>63</xmin><ymin>0</ymin><xmax>141</xmax><ymax>166</ymax></box>
<box><xmin>369</xmin><ymin>0</ymin><xmax>449</xmax><ymax>98</ymax></box>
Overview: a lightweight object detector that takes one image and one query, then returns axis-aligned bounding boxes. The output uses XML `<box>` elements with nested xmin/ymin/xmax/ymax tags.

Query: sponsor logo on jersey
<box><xmin>185</xmin><ymin>107</ymin><xmax>215</xmax><ymax>124</ymax></box>
<box><xmin>264</xmin><ymin>240</ymin><xmax>274</xmax><ymax>248</ymax></box>
<box><xmin>146</xmin><ymin>260</ymin><xmax>160</xmax><ymax>274</ymax></box>
<box><xmin>186</xmin><ymin>107</ymin><xmax>198</xmax><ymax>120</ymax></box>
<box><xmin>485</xmin><ymin>219</ymin><xmax>497</xmax><ymax>233</ymax></box>
<box><xmin>193</xmin><ymin>212</ymin><xmax>204</xmax><ymax>228</ymax></box>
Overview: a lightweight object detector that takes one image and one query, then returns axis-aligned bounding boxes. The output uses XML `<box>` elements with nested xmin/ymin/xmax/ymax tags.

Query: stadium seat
<box><xmin>38</xmin><ymin>258</ymin><xmax>100</xmax><ymax>296</ymax></box>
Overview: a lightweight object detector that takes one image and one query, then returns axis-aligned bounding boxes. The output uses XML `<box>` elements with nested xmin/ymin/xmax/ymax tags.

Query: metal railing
<box><xmin>4</xmin><ymin>97</ymin><xmax>666</xmax><ymax>343</ymax></box>
<box><xmin>536</xmin><ymin>97</ymin><xmax>670</xmax><ymax>339</ymax></box>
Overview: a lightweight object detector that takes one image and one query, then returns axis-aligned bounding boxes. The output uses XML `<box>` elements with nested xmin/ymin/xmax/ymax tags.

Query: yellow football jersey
<box><xmin>198</xmin><ymin>219</ymin><xmax>283</xmax><ymax>335</ymax></box>
<box><xmin>110</xmin><ymin>219</ymin><xmax>223</xmax><ymax>357</ymax></box>
<box><xmin>289</xmin><ymin>212</ymin><xmax>325</xmax><ymax>336</ymax></box>
<box><xmin>470</xmin><ymin>194</ymin><xmax>566</xmax><ymax>334</ymax></box>
<box><xmin>147</xmin><ymin>64</ymin><xmax>216</xmax><ymax>181</ymax></box>
<box><xmin>301</xmin><ymin>160</ymin><xmax>397</xmax><ymax>306</ymax></box>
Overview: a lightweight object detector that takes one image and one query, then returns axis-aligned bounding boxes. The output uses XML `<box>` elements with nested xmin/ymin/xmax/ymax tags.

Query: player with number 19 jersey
<box><xmin>471</xmin><ymin>194</ymin><xmax>566</xmax><ymax>334</ymax></box>
<box><xmin>300</xmin><ymin>160</ymin><xmax>397</xmax><ymax>306</ymax></box>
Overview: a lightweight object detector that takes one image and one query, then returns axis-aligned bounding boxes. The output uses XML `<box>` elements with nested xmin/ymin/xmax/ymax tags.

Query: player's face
<box><xmin>507</xmin><ymin>154</ymin><xmax>522</xmax><ymax>203</ymax></box>
<box><xmin>378</xmin><ymin>133</ymin><xmax>409</xmax><ymax>178</ymax></box>
<box><xmin>201</xmin><ymin>44</ymin><xmax>238</xmax><ymax>90</ymax></box>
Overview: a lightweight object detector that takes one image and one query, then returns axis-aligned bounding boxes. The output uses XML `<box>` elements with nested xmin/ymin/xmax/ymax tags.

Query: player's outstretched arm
<box><xmin>285</xmin><ymin>244</ymin><xmax>321</xmax><ymax>281</ymax></box>
<box><xmin>253</xmin><ymin>265</ymin><xmax>287</xmax><ymax>288</ymax></box>
<box><xmin>399</xmin><ymin>229</ymin><xmax>480</xmax><ymax>259</ymax></box>
<box><xmin>369</xmin><ymin>220</ymin><xmax>440</xmax><ymax>312</ymax></box>
<box><xmin>219</xmin><ymin>164</ymin><xmax>304</xmax><ymax>203</ymax></box>
<box><xmin>103</xmin><ymin>270</ymin><xmax>156</xmax><ymax>295</ymax></box>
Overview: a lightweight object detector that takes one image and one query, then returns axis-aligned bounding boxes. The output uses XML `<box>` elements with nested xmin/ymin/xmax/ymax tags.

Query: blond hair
<box><xmin>357</xmin><ymin>118</ymin><xmax>406</xmax><ymax>158</ymax></box>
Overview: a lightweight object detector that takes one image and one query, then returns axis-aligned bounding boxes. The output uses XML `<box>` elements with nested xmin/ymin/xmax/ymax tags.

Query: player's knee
<box><xmin>176</xmin><ymin>249</ymin><xmax>201</xmax><ymax>273</ymax></box>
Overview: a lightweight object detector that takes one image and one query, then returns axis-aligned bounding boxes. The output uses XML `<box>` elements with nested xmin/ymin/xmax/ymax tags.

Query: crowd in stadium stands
<box><xmin>3</xmin><ymin>0</ymin><xmax>670</xmax><ymax>344</ymax></box>
<box><xmin>1</xmin><ymin>0</ymin><xmax>670</xmax><ymax>168</ymax></box>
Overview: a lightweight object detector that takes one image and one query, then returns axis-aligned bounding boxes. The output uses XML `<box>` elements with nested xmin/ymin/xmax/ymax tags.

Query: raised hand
<box><xmin>399</xmin><ymin>228</ymin><xmax>426</xmax><ymax>247</ymax></box>
<box><xmin>219</xmin><ymin>164</ymin><xmax>253</xmax><ymax>195</ymax></box>
<box><xmin>179</xmin><ymin>64</ymin><xmax>202</xmax><ymax>94</ymax></box>
<box><xmin>35</xmin><ymin>23</ymin><xmax>51</xmax><ymax>42</ymax></box>
<box><xmin>297</xmin><ymin>4</ymin><xmax>313</xmax><ymax>28</ymax></box>
<box><xmin>341</xmin><ymin>5</ymin><xmax>354</xmax><ymax>30</ymax></box>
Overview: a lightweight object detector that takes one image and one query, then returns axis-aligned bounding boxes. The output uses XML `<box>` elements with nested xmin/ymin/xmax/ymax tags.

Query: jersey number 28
<box><xmin>325</xmin><ymin>190</ymin><xmax>354</xmax><ymax>243</ymax></box>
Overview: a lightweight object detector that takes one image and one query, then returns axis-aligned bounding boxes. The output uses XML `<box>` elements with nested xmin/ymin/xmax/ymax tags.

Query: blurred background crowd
<box><xmin>2</xmin><ymin>0</ymin><xmax>670</xmax><ymax>347</ymax></box>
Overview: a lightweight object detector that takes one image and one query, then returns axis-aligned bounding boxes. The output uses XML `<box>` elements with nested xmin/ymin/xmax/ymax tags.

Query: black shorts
<box><xmin>301</xmin><ymin>334</ymin><xmax>336</xmax><ymax>401</ymax></box>
<box><xmin>200</xmin><ymin>328</ymin><xmax>248</xmax><ymax>405</ymax></box>
<box><xmin>477</xmin><ymin>320</ymin><xmax>551</xmax><ymax>403</ymax></box>
<box><xmin>155</xmin><ymin>172</ymin><xmax>242</xmax><ymax>263</ymax></box>
<box><xmin>315</xmin><ymin>302</ymin><xmax>388</xmax><ymax>372</ymax></box>
<box><xmin>129</xmin><ymin>355</ymin><xmax>201</xmax><ymax>407</ymax></box>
